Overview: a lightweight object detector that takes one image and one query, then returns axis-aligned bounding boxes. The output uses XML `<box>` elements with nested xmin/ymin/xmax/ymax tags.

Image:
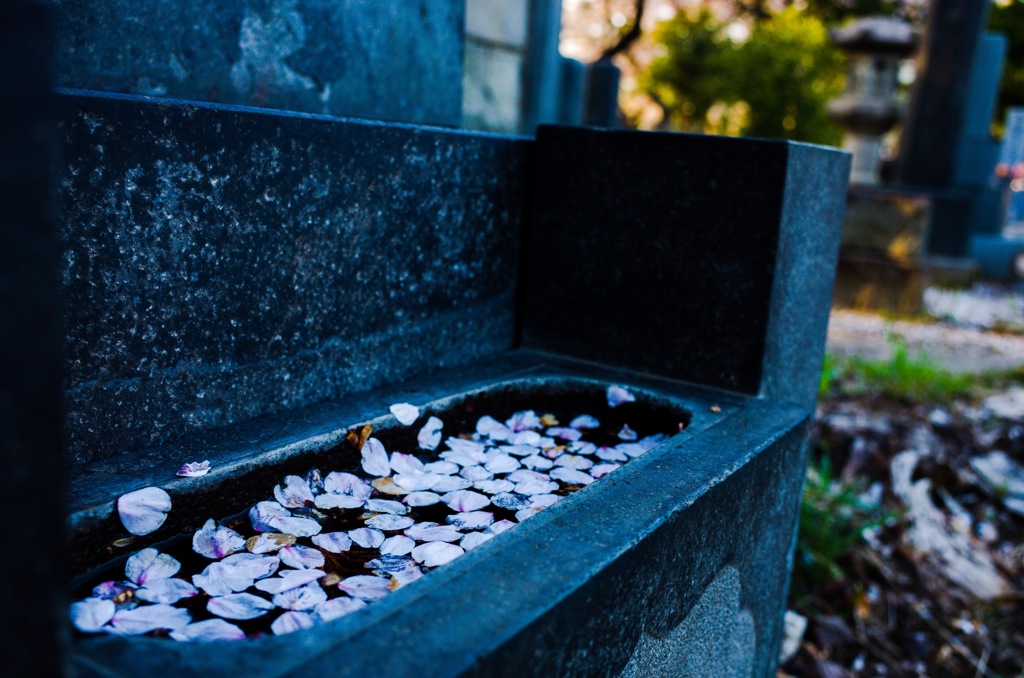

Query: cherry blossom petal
<box><xmin>510</xmin><ymin>430</ymin><xmax>542</xmax><ymax>446</ymax></box>
<box><xmin>311</xmin><ymin>532</ymin><xmax>352</xmax><ymax>553</ymax></box>
<box><xmin>379</xmin><ymin>535</ymin><xmax>416</xmax><ymax>556</ymax></box>
<box><xmin>366</xmin><ymin>554</ymin><xmax>417</xmax><ymax>575</ymax></box>
<box><xmin>349</xmin><ymin>527</ymin><xmax>385</xmax><ymax>549</ymax></box>
<box><xmin>222</xmin><ymin>553</ymin><xmax>280</xmax><ymax>580</ymax></box>
<box><xmin>505</xmin><ymin>410</ymin><xmax>541</xmax><ymax>432</ymax></box>
<box><xmin>570</xmin><ymin>414</ymin><xmax>600</xmax><ymax>429</ymax></box>
<box><xmin>507</xmin><ymin>469</ymin><xmax>548</xmax><ymax>483</ymax></box>
<box><xmin>439</xmin><ymin>451</ymin><xmax>482</xmax><ymax>467</ymax></box>
<box><xmin>499</xmin><ymin>444</ymin><xmax>540</xmax><ymax>457</ymax></box>
<box><xmin>484</xmin><ymin>454</ymin><xmax>520</xmax><ymax>474</ymax></box>
<box><xmin>246</xmin><ymin>533</ymin><xmax>296</xmax><ymax>554</ymax></box>
<box><xmin>109</xmin><ymin>604</ymin><xmax>191</xmax><ymax>635</ymax></box>
<box><xmin>596</xmin><ymin>447</ymin><xmax>628</xmax><ymax>462</ymax></box>
<box><xmin>254</xmin><ymin>569</ymin><xmax>325</xmax><ymax>594</ymax></box>
<box><xmin>274</xmin><ymin>475</ymin><xmax>315</xmax><ymax>509</ymax></box>
<box><xmin>338</xmin><ymin>575</ymin><xmax>391</xmax><ymax>601</ymax></box>
<box><xmin>431</xmin><ymin>475</ymin><xmax>473</xmax><ymax>492</ymax></box>
<box><xmin>71</xmin><ymin>598</ymin><xmax>115</xmax><ymax>632</ymax></box>
<box><xmin>474</xmin><ymin>479</ymin><xmax>515</xmax><ymax>494</ymax></box>
<box><xmin>273</xmin><ymin>515</ymin><xmax>322</xmax><ymax>538</ymax></box>
<box><xmin>366</xmin><ymin>514</ymin><xmax>415</xmax><ymax>531</ymax></box>
<box><xmin>117</xmin><ymin>487</ymin><xmax>172</xmax><ymax>536</ymax></box>
<box><xmin>411</xmin><ymin>542</ymin><xmax>465</xmax><ymax>567</ymax></box>
<box><xmin>403</xmin><ymin>522</ymin><xmax>462</xmax><ymax>543</ymax></box>
<box><xmin>607</xmin><ymin>385</ymin><xmax>636</xmax><ymax>407</ymax></box>
<box><xmin>491</xmin><ymin>493</ymin><xmax>532</xmax><ymax>511</ymax></box>
<box><xmin>170</xmin><ymin>619</ymin><xmax>246</xmax><ymax>642</ymax></box>
<box><xmin>460</xmin><ymin>532</ymin><xmax>494</xmax><ymax>551</ymax></box>
<box><xmin>125</xmin><ymin>548</ymin><xmax>180</xmax><ymax>586</ymax></box>
<box><xmin>271</xmin><ymin>610</ymin><xmax>315</xmax><ymax>635</ymax></box>
<box><xmin>208</xmin><ymin>593</ymin><xmax>275</xmax><ymax>620</ymax></box>
<box><xmin>555</xmin><ymin>454</ymin><xmax>594</xmax><ymax>470</ymax></box>
<box><xmin>417</xmin><ymin>416</ymin><xmax>443</xmax><ymax>451</ymax></box>
<box><xmin>389</xmin><ymin>403</ymin><xmax>420</xmax><ymax>426</ymax></box>
<box><xmin>530</xmin><ymin>494</ymin><xmax>562</xmax><ymax>509</ymax></box>
<box><xmin>444</xmin><ymin>437</ymin><xmax>487</xmax><ymax>456</ymax></box>
<box><xmin>615</xmin><ymin>443</ymin><xmax>647</xmax><ymax>458</ymax></box>
<box><xmin>476</xmin><ymin>416</ymin><xmax>513</xmax><ymax>442</ymax></box>
<box><xmin>446</xmin><ymin>511</ymin><xmax>494</xmax><ymax>530</ymax></box>
<box><xmin>618</xmin><ymin>424</ymin><xmax>638</xmax><ymax>441</ymax></box>
<box><xmin>361</xmin><ymin>438</ymin><xmax>391</xmax><ymax>477</ymax></box>
<box><xmin>371</xmin><ymin>477</ymin><xmax>410</xmax><ymax>495</ymax></box>
<box><xmin>136</xmin><ymin>578</ymin><xmax>198</xmax><ymax>604</ymax></box>
<box><xmin>192</xmin><ymin>519</ymin><xmax>246</xmax><ymax>559</ymax></box>
<box><xmin>521</xmin><ymin>454</ymin><xmax>554</xmax><ymax>470</ymax></box>
<box><xmin>424</xmin><ymin>460</ymin><xmax>458</xmax><ymax>475</ymax></box>
<box><xmin>404</xmin><ymin>491</ymin><xmax>441</xmax><ymax>507</ymax></box>
<box><xmin>323</xmin><ymin>472</ymin><xmax>372</xmax><ymax>500</ymax></box>
<box><xmin>366</xmin><ymin>498</ymin><xmax>408</xmax><ymax>515</ymax></box>
<box><xmin>441</xmin><ymin>490</ymin><xmax>490</xmax><ymax>512</ymax></box>
<box><xmin>514</xmin><ymin>479</ymin><xmax>560</xmax><ymax>495</ymax></box>
<box><xmin>639</xmin><ymin>433</ymin><xmax>669</xmax><ymax>449</ymax></box>
<box><xmin>486</xmin><ymin>520</ymin><xmax>516</xmax><ymax>535</ymax></box>
<box><xmin>546</xmin><ymin>427</ymin><xmax>582</xmax><ymax>441</ymax></box>
<box><xmin>176</xmin><ymin>461</ymin><xmax>211</xmax><ymax>478</ymax></box>
<box><xmin>272</xmin><ymin>581</ymin><xmax>328</xmax><ymax>610</ymax></box>
<box><xmin>313</xmin><ymin>597</ymin><xmax>366</xmax><ymax>623</ymax></box>
<box><xmin>551</xmin><ymin>467</ymin><xmax>595</xmax><ymax>486</ymax></box>
<box><xmin>568</xmin><ymin>441</ymin><xmax>597</xmax><ymax>456</ymax></box>
<box><xmin>393</xmin><ymin>472</ymin><xmax>441</xmax><ymax>492</ymax></box>
<box><xmin>279</xmin><ymin>545</ymin><xmax>326</xmax><ymax>570</ymax></box>
<box><xmin>314</xmin><ymin>493</ymin><xmax>365</xmax><ymax>510</ymax></box>
<box><xmin>459</xmin><ymin>465</ymin><xmax>492</xmax><ymax>482</ymax></box>
<box><xmin>516</xmin><ymin>507</ymin><xmax>540</xmax><ymax>521</ymax></box>
<box><xmin>249</xmin><ymin>501</ymin><xmax>291</xmax><ymax>532</ymax></box>
<box><xmin>390</xmin><ymin>452</ymin><xmax>425</xmax><ymax>475</ymax></box>
<box><xmin>92</xmin><ymin>581</ymin><xmax>136</xmax><ymax>602</ymax></box>
<box><xmin>306</xmin><ymin>468</ymin><xmax>325</xmax><ymax>494</ymax></box>
<box><xmin>590</xmin><ymin>463</ymin><xmax>621</xmax><ymax>478</ymax></box>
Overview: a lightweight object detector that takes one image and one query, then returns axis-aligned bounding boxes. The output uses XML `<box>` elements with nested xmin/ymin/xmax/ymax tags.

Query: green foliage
<box><xmin>818</xmin><ymin>352</ymin><xmax>839</xmax><ymax>400</ymax></box>
<box><xmin>843</xmin><ymin>337</ymin><xmax>974</xmax><ymax>403</ymax></box>
<box><xmin>641</xmin><ymin>7</ymin><xmax>845</xmax><ymax>145</ymax></box>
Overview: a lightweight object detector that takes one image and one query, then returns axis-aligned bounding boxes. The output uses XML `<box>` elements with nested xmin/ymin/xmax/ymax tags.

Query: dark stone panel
<box><xmin>53</xmin><ymin>0</ymin><xmax>465</xmax><ymax>126</ymax></box>
<box><xmin>0</xmin><ymin>2</ymin><xmax>69</xmax><ymax>674</ymax></box>
<box><xmin>521</xmin><ymin>125</ymin><xmax>789</xmax><ymax>395</ymax></box>
<box><xmin>58</xmin><ymin>91</ymin><xmax>526</xmax><ymax>467</ymax></box>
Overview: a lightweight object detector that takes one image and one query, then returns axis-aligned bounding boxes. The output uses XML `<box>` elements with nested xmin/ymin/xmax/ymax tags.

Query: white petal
<box><xmin>279</xmin><ymin>545</ymin><xmax>325</xmax><ymax>570</ymax></box>
<box><xmin>607</xmin><ymin>385</ymin><xmax>636</xmax><ymax>407</ymax></box>
<box><xmin>365</xmin><ymin>498</ymin><xmax>408</xmax><ymax>515</ymax></box>
<box><xmin>311</xmin><ymin>532</ymin><xmax>352</xmax><ymax>553</ymax></box>
<box><xmin>323</xmin><ymin>472</ymin><xmax>372</xmax><ymax>500</ymax></box>
<box><xmin>170</xmin><ymin>619</ymin><xmax>245</xmax><ymax>642</ymax></box>
<box><xmin>389</xmin><ymin>402</ymin><xmax>420</xmax><ymax>426</ymax></box>
<box><xmin>555</xmin><ymin>454</ymin><xmax>594</xmax><ymax>470</ymax></box>
<box><xmin>491</xmin><ymin>493</ymin><xmax>532</xmax><ymax>511</ymax></box>
<box><xmin>570</xmin><ymin>414</ymin><xmax>600</xmax><ymax>430</ymax></box>
<box><xmin>380</xmin><ymin>535</ymin><xmax>415</xmax><ymax>556</ymax></box>
<box><xmin>596</xmin><ymin>447</ymin><xmax>628</xmax><ymax>462</ymax></box>
<box><xmin>476</xmin><ymin>416</ymin><xmax>513</xmax><ymax>442</ymax></box>
<box><xmin>274</xmin><ymin>475</ymin><xmax>315</xmax><ymax>508</ymax></box>
<box><xmin>254</xmin><ymin>569</ymin><xmax>325</xmax><ymax>594</ymax></box>
<box><xmin>546</xmin><ymin>427</ymin><xmax>582</xmax><ymax>441</ymax></box>
<box><xmin>136</xmin><ymin>578</ymin><xmax>197</xmax><ymax>604</ymax></box>
<box><xmin>411</xmin><ymin>542</ymin><xmax>465</xmax><ymax>567</ymax></box>
<box><xmin>109</xmin><ymin>604</ymin><xmax>191</xmax><ymax>635</ymax></box>
<box><xmin>507</xmin><ymin>469</ymin><xmax>548</xmax><ymax>483</ymax></box>
<box><xmin>270</xmin><ymin>515</ymin><xmax>322</xmax><ymax>538</ymax></box>
<box><xmin>117</xmin><ymin>487</ymin><xmax>172</xmax><ymax>536</ymax></box>
<box><xmin>446</xmin><ymin>511</ymin><xmax>494</xmax><ymax>530</ymax></box>
<box><xmin>125</xmin><ymin>548</ymin><xmax>180</xmax><ymax>586</ymax></box>
<box><xmin>417</xmin><ymin>416</ymin><xmax>443</xmax><ymax>451</ymax></box>
<box><xmin>314</xmin><ymin>493</ymin><xmax>365</xmax><ymax>510</ymax></box>
<box><xmin>70</xmin><ymin>598</ymin><xmax>115</xmax><ymax>632</ymax></box>
<box><xmin>91</xmin><ymin>581</ymin><xmax>135</xmax><ymax>600</ymax></box>
<box><xmin>193</xmin><ymin>553</ymin><xmax>279</xmax><ymax>595</ymax></box>
<box><xmin>404</xmin><ymin>491</ymin><xmax>441</xmax><ymax>507</ymax></box>
<box><xmin>207</xmin><ymin>593</ymin><xmax>275</xmax><ymax>620</ymax></box>
<box><xmin>500</xmin><ymin>444</ymin><xmax>540</xmax><ymax>457</ymax></box>
<box><xmin>272</xmin><ymin>581</ymin><xmax>327</xmax><ymax>610</ymax></box>
<box><xmin>361</xmin><ymin>438</ymin><xmax>392</xmax><ymax>477</ymax></box>
<box><xmin>618</xmin><ymin>424</ymin><xmax>638</xmax><ymax>441</ymax></box>
<box><xmin>514</xmin><ymin>479</ymin><xmax>560</xmax><ymax>495</ymax></box>
<box><xmin>424</xmin><ymin>460</ymin><xmax>458</xmax><ymax>475</ymax></box>
<box><xmin>176</xmin><ymin>461</ymin><xmax>211</xmax><ymax>478</ymax></box>
<box><xmin>516</xmin><ymin>508</ymin><xmax>540</xmax><ymax>521</ymax></box>
<box><xmin>530</xmin><ymin>494</ymin><xmax>561</xmax><ymax>509</ymax></box>
<box><xmin>459</xmin><ymin>465</ymin><xmax>492</xmax><ymax>482</ymax></box>
<box><xmin>444</xmin><ymin>437</ymin><xmax>487</xmax><ymax>457</ymax></box>
<box><xmin>474</xmin><ymin>479</ymin><xmax>515</xmax><ymax>494</ymax></box>
<box><xmin>484</xmin><ymin>455</ymin><xmax>520</xmax><ymax>474</ymax></box>
<box><xmin>441</xmin><ymin>490</ymin><xmax>490</xmax><ymax>512</ymax></box>
<box><xmin>390</xmin><ymin>452</ymin><xmax>425</xmax><ymax>475</ymax></box>
<box><xmin>192</xmin><ymin>518</ymin><xmax>246</xmax><ymax>559</ymax></box>
<box><xmin>510</xmin><ymin>430</ymin><xmax>542</xmax><ymax>446</ymax></box>
<box><xmin>486</xmin><ymin>519</ymin><xmax>516</xmax><ymax>535</ymax></box>
<box><xmin>403</xmin><ymin>522</ymin><xmax>462</xmax><ymax>543</ymax></box>
<box><xmin>271</xmin><ymin>610</ymin><xmax>315</xmax><ymax>635</ymax></box>
<box><xmin>338</xmin><ymin>575</ymin><xmax>391</xmax><ymax>601</ymax></box>
<box><xmin>249</xmin><ymin>501</ymin><xmax>291</xmax><ymax>532</ymax></box>
<box><xmin>366</xmin><ymin>514</ymin><xmax>415</xmax><ymax>531</ymax></box>
<box><xmin>393</xmin><ymin>471</ymin><xmax>441</xmax><ymax>491</ymax></box>
<box><xmin>348</xmin><ymin>527</ymin><xmax>385</xmax><ymax>549</ymax></box>
<box><xmin>220</xmin><ymin>553</ymin><xmax>280</xmax><ymax>581</ymax></box>
<box><xmin>591</xmin><ymin>463</ymin><xmax>621</xmax><ymax>478</ymax></box>
<box><xmin>312</xmin><ymin>597</ymin><xmax>366</xmax><ymax>623</ymax></box>
<box><xmin>460</xmin><ymin>532</ymin><xmax>494</xmax><ymax>551</ymax></box>
<box><xmin>615</xmin><ymin>442</ymin><xmax>647</xmax><ymax>458</ymax></box>
<box><xmin>521</xmin><ymin>454</ymin><xmax>554</xmax><ymax>471</ymax></box>
<box><xmin>568</xmin><ymin>441</ymin><xmax>597</xmax><ymax>456</ymax></box>
<box><xmin>505</xmin><ymin>410</ymin><xmax>541</xmax><ymax>432</ymax></box>
<box><xmin>246</xmin><ymin>533</ymin><xmax>296</xmax><ymax>554</ymax></box>
<box><xmin>551</xmin><ymin>467</ymin><xmax>595</xmax><ymax>485</ymax></box>
<box><xmin>431</xmin><ymin>475</ymin><xmax>473</xmax><ymax>492</ymax></box>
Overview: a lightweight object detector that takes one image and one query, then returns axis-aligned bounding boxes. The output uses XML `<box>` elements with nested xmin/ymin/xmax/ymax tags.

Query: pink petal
<box><xmin>176</xmin><ymin>461</ymin><xmax>210</xmax><ymax>478</ymax></box>
<box><xmin>70</xmin><ymin>598</ymin><xmax>115</xmax><ymax>633</ymax></box>
<box><xmin>109</xmin><ymin>604</ymin><xmax>191</xmax><ymax>635</ymax></box>
<box><xmin>417</xmin><ymin>416</ymin><xmax>444</xmax><ymax>451</ymax></box>
<box><xmin>207</xmin><ymin>593</ymin><xmax>275</xmax><ymax>620</ymax></box>
<box><xmin>269</xmin><ymin>515</ymin><xmax>322</xmax><ymax>538</ymax></box>
<box><xmin>272</xmin><ymin>581</ymin><xmax>328</xmax><ymax>610</ymax></box>
<box><xmin>390</xmin><ymin>452</ymin><xmax>425</xmax><ymax>475</ymax></box>
<box><xmin>136</xmin><ymin>578</ymin><xmax>197</xmax><ymax>604</ymax></box>
<box><xmin>274</xmin><ymin>475</ymin><xmax>315</xmax><ymax>508</ymax></box>
<box><xmin>192</xmin><ymin>518</ymin><xmax>246</xmax><ymax>559</ymax></box>
<box><xmin>125</xmin><ymin>548</ymin><xmax>180</xmax><ymax>586</ymax></box>
<box><xmin>170</xmin><ymin>619</ymin><xmax>245</xmax><ymax>642</ymax></box>
<box><xmin>253</xmin><ymin>569</ymin><xmax>325</xmax><ymax>594</ymax></box>
<box><xmin>513</xmin><ymin>478</ymin><xmax>560</xmax><ymax>495</ymax></box>
<box><xmin>389</xmin><ymin>402</ymin><xmax>420</xmax><ymax>425</ymax></box>
<box><xmin>516</xmin><ymin>507</ymin><xmax>540</xmax><ymax>521</ymax></box>
<box><xmin>530</xmin><ymin>494</ymin><xmax>561</xmax><ymax>509</ymax></box>
<box><xmin>459</xmin><ymin>465</ymin><xmax>492</xmax><ymax>482</ymax></box>
<box><xmin>441</xmin><ymin>490</ymin><xmax>490</xmax><ymax>512</ymax></box>
<box><xmin>271</xmin><ymin>610</ymin><xmax>315</xmax><ymax>635</ymax></box>
<box><xmin>474</xmin><ymin>479</ymin><xmax>515</xmax><ymax>494</ymax></box>
<box><xmin>411</xmin><ymin>541</ymin><xmax>465</xmax><ymax>567</ymax></box>
<box><xmin>311</xmin><ymin>532</ymin><xmax>352</xmax><ymax>553</ymax></box>
<box><xmin>249</xmin><ymin>501</ymin><xmax>291</xmax><ymax>532</ymax></box>
<box><xmin>348</xmin><ymin>527</ymin><xmax>385</xmax><ymax>549</ymax></box>
<box><xmin>484</xmin><ymin>454</ymin><xmax>520</xmax><ymax>474</ymax></box>
<box><xmin>117</xmin><ymin>487</ymin><xmax>172</xmax><ymax>536</ymax></box>
<box><xmin>279</xmin><ymin>544</ymin><xmax>326</xmax><ymax>570</ymax></box>
<box><xmin>569</xmin><ymin>414</ymin><xmax>600</xmax><ymax>429</ymax></box>
<box><xmin>312</xmin><ymin>597</ymin><xmax>366</xmax><ymax>623</ymax></box>
<box><xmin>607</xmin><ymin>385</ymin><xmax>636</xmax><ymax>408</ymax></box>
<box><xmin>361</xmin><ymin>437</ymin><xmax>392</xmax><ymax>477</ymax></box>
<box><xmin>337</xmin><ymin>575</ymin><xmax>391</xmax><ymax>601</ymax></box>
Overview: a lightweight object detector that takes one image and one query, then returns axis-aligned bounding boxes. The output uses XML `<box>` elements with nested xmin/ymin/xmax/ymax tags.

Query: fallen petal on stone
<box><xmin>136</xmin><ymin>578</ymin><xmax>198</xmax><ymax>604</ymax></box>
<box><xmin>311</xmin><ymin>532</ymin><xmax>353</xmax><ymax>553</ymax></box>
<box><xmin>271</xmin><ymin>610</ymin><xmax>315</xmax><ymax>635</ymax></box>
<box><xmin>417</xmin><ymin>416</ymin><xmax>444</xmax><ymax>451</ymax></box>
<box><xmin>176</xmin><ymin>461</ymin><xmax>210</xmax><ymax>478</ymax></box>
<box><xmin>389</xmin><ymin>402</ymin><xmax>420</xmax><ymax>426</ymax></box>
<box><xmin>361</xmin><ymin>438</ymin><xmax>391</xmax><ymax>477</ymax></box>
<box><xmin>170</xmin><ymin>619</ymin><xmax>246</xmax><ymax>642</ymax></box>
<box><xmin>192</xmin><ymin>518</ymin><xmax>246</xmax><ymax>559</ymax></box>
<box><xmin>117</xmin><ymin>487</ymin><xmax>172</xmax><ymax>536</ymax></box>
<box><xmin>109</xmin><ymin>604</ymin><xmax>191</xmax><ymax>635</ymax></box>
<box><xmin>208</xmin><ymin>593</ymin><xmax>275</xmax><ymax>620</ymax></box>
<box><xmin>607</xmin><ymin>385</ymin><xmax>636</xmax><ymax>408</ymax></box>
<box><xmin>338</xmin><ymin>575</ymin><xmax>391</xmax><ymax>601</ymax></box>
<box><xmin>411</xmin><ymin>541</ymin><xmax>465</xmax><ymax>567</ymax></box>
<box><xmin>273</xmin><ymin>581</ymin><xmax>328</xmax><ymax>610</ymax></box>
<box><xmin>71</xmin><ymin>598</ymin><xmax>115</xmax><ymax>632</ymax></box>
<box><xmin>279</xmin><ymin>544</ymin><xmax>326</xmax><ymax>570</ymax></box>
<box><xmin>349</xmin><ymin>527</ymin><xmax>386</xmax><ymax>549</ymax></box>
<box><xmin>126</xmin><ymin>548</ymin><xmax>180</xmax><ymax>586</ymax></box>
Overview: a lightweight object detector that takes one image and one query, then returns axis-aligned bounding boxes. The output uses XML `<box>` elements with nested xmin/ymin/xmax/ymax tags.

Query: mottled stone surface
<box><xmin>522</xmin><ymin>126</ymin><xmax>849</xmax><ymax>411</ymax></box>
<box><xmin>0</xmin><ymin>2</ymin><xmax>68</xmax><ymax>674</ymax></box>
<box><xmin>58</xmin><ymin>91</ymin><xmax>526</xmax><ymax>468</ymax></box>
<box><xmin>53</xmin><ymin>0</ymin><xmax>465</xmax><ymax>126</ymax></box>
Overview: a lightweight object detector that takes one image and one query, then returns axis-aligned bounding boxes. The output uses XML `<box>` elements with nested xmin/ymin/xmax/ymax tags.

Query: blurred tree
<box><xmin>989</xmin><ymin>0</ymin><xmax>1024</xmax><ymax>131</ymax></box>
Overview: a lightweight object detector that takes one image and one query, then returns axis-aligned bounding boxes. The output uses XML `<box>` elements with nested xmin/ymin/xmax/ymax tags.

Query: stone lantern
<box><xmin>828</xmin><ymin>17</ymin><xmax>919</xmax><ymax>184</ymax></box>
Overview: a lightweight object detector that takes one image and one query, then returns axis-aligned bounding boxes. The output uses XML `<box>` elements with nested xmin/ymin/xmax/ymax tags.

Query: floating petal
<box><xmin>444</xmin><ymin>437</ymin><xmax>487</xmax><ymax>456</ymax></box>
<box><xmin>459</xmin><ymin>465</ymin><xmax>492</xmax><ymax>482</ymax></box>
<box><xmin>555</xmin><ymin>454</ymin><xmax>594</xmax><ymax>470</ymax></box>
<box><xmin>279</xmin><ymin>544</ymin><xmax>326</xmax><ymax>570</ymax></box>
<box><xmin>366</xmin><ymin>554</ymin><xmax>417</xmax><ymax>575</ymax></box>
<box><xmin>513</xmin><ymin>479</ymin><xmax>559</xmax><ymax>495</ymax></box>
<box><xmin>404</xmin><ymin>491</ymin><xmax>441</xmax><ymax>507</ymax></box>
<box><xmin>366</xmin><ymin>498</ymin><xmax>408</xmax><ymax>515</ymax></box>
<box><xmin>521</xmin><ymin>454</ymin><xmax>554</xmax><ymax>471</ymax></box>
<box><xmin>125</xmin><ymin>548</ymin><xmax>180</xmax><ymax>586</ymax></box>
<box><xmin>411</xmin><ymin>542</ymin><xmax>465</xmax><ymax>567</ymax></box>
<box><xmin>615</xmin><ymin>442</ymin><xmax>647</xmax><ymax>458</ymax></box>
<box><xmin>92</xmin><ymin>581</ymin><xmax>136</xmax><ymax>602</ymax></box>
<box><xmin>170</xmin><ymin>619</ymin><xmax>245</xmax><ymax>642</ymax></box>
<box><xmin>568</xmin><ymin>441</ymin><xmax>597</xmax><ymax>456</ymax></box>
<box><xmin>441</xmin><ymin>490</ymin><xmax>490</xmax><ymax>512</ymax></box>
<box><xmin>117</xmin><ymin>487</ymin><xmax>172</xmax><ymax>536</ymax></box>
<box><xmin>254</xmin><ymin>569</ymin><xmax>325</xmax><ymax>594</ymax></box>
<box><xmin>618</xmin><ymin>424</ymin><xmax>638</xmax><ymax>441</ymax></box>
<box><xmin>249</xmin><ymin>501</ymin><xmax>291</xmax><ymax>532</ymax></box>
<box><xmin>507</xmin><ymin>469</ymin><xmax>548</xmax><ymax>483</ymax></box>
<box><xmin>474</xmin><ymin>479</ymin><xmax>515</xmax><ymax>494</ymax></box>
<box><xmin>349</xmin><ymin>527</ymin><xmax>385</xmax><ymax>549</ymax></box>
<box><xmin>486</xmin><ymin>520</ymin><xmax>516</xmax><ymax>535</ymax></box>
<box><xmin>70</xmin><ymin>598</ymin><xmax>115</xmax><ymax>633</ymax></box>
<box><xmin>505</xmin><ymin>410</ymin><xmax>541</xmax><ymax>432</ymax></box>
<box><xmin>361</xmin><ymin>438</ymin><xmax>391</xmax><ymax>477</ymax></box>
<box><xmin>136</xmin><ymin>578</ymin><xmax>197</xmax><ymax>604</ymax></box>
<box><xmin>390</xmin><ymin>452</ymin><xmax>425</xmax><ymax>475</ymax></box>
<box><xmin>570</xmin><ymin>414</ymin><xmax>600</xmax><ymax>430</ymax></box>
<box><xmin>491</xmin><ymin>493</ymin><xmax>532</xmax><ymax>511</ymax></box>
<box><xmin>323</xmin><ymin>472</ymin><xmax>372</xmax><ymax>501</ymax></box>
<box><xmin>591</xmin><ymin>463</ymin><xmax>621</xmax><ymax>478</ymax></box>
<box><xmin>274</xmin><ymin>475</ymin><xmax>315</xmax><ymax>509</ymax></box>
<box><xmin>393</xmin><ymin>472</ymin><xmax>441</xmax><ymax>492</ymax></box>
<box><xmin>273</xmin><ymin>515</ymin><xmax>322</xmax><ymax>538</ymax></box>
<box><xmin>476</xmin><ymin>416</ymin><xmax>513</xmax><ymax>442</ymax></box>
<box><xmin>510</xmin><ymin>430</ymin><xmax>542</xmax><ymax>446</ymax></box>
<box><xmin>192</xmin><ymin>518</ymin><xmax>246</xmax><ymax>559</ymax></box>
<box><xmin>446</xmin><ymin>511</ymin><xmax>494</xmax><ymax>530</ymax></box>
<box><xmin>193</xmin><ymin>553</ymin><xmax>279</xmax><ymax>596</ymax></box>
<box><xmin>404</xmin><ymin>522</ymin><xmax>462</xmax><ymax>543</ymax></box>
<box><xmin>424</xmin><ymin>460</ymin><xmax>459</xmax><ymax>475</ymax></box>
<box><xmin>417</xmin><ymin>416</ymin><xmax>443</xmax><ymax>451</ymax></box>
<box><xmin>530</xmin><ymin>494</ymin><xmax>562</xmax><ymax>509</ymax></box>
<box><xmin>273</xmin><ymin>581</ymin><xmax>328</xmax><ymax>610</ymax></box>
<box><xmin>516</xmin><ymin>508</ymin><xmax>540</xmax><ymax>522</ymax></box>
<box><xmin>546</xmin><ymin>427</ymin><xmax>582</xmax><ymax>442</ymax></box>
<box><xmin>389</xmin><ymin>403</ymin><xmax>420</xmax><ymax>426</ymax></box>
<box><xmin>371</xmin><ymin>477</ymin><xmax>410</xmax><ymax>496</ymax></box>
<box><xmin>311</xmin><ymin>532</ymin><xmax>352</xmax><ymax>553</ymax></box>
<box><xmin>314</xmin><ymin>493</ymin><xmax>365</xmax><ymax>510</ymax></box>
<box><xmin>246</xmin><ymin>533</ymin><xmax>296</xmax><ymax>554</ymax></box>
<box><xmin>380</xmin><ymin>535</ymin><xmax>416</xmax><ymax>556</ymax></box>
<box><xmin>313</xmin><ymin>597</ymin><xmax>366</xmax><ymax>623</ymax></box>
<box><xmin>271</xmin><ymin>610</ymin><xmax>315</xmax><ymax>635</ymax></box>
<box><xmin>551</xmin><ymin>467</ymin><xmax>595</xmax><ymax>486</ymax></box>
<box><xmin>338</xmin><ymin>575</ymin><xmax>391</xmax><ymax>601</ymax></box>
<box><xmin>176</xmin><ymin>461</ymin><xmax>210</xmax><ymax>478</ymax></box>
<box><xmin>461</xmin><ymin>532</ymin><xmax>494</xmax><ymax>551</ymax></box>
<box><xmin>208</xmin><ymin>593</ymin><xmax>274</xmax><ymax>620</ymax></box>
<box><xmin>109</xmin><ymin>604</ymin><xmax>191</xmax><ymax>635</ymax></box>
<box><xmin>596</xmin><ymin>447</ymin><xmax>628</xmax><ymax>462</ymax></box>
<box><xmin>367</xmin><ymin>514</ymin><xmax>415</xmax><ymax>531</ymax></box>
<box><xmin>607</xmin><ymin>385</ymin><xmax>636</xmax><ymax>408</ymax></box>
<box><xmin>431</xmin><ymin>475</ymin><xmax>473</xmax><ymax>492</ymax></box>
<box><xmin>484</xmin><ymin>454</ymin><xmax>520</xmax><ymax>474</ymax></box>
